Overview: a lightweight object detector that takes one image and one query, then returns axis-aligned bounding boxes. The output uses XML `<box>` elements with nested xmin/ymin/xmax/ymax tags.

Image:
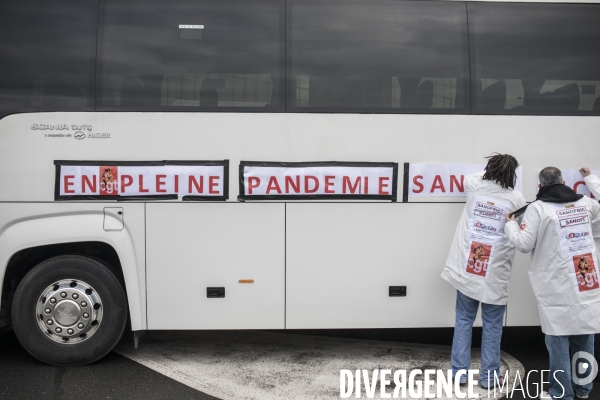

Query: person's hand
<box><xmin>505</xmin><ymin>213</ymin><xmax>516</xmax><ymax>223</ymax></box>
<box><xmin>580</xmin><ymin>167</ymin><xmax>592</xmax><ymax>177</ymax></box>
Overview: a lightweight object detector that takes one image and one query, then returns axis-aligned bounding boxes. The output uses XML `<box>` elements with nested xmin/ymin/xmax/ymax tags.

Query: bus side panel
<box><xmin>146</xmin><ymin>203</ymin><xmax>285</xmax><ymax>329</ymax></box>
<box><xmin>287</xmin><ymin>203</ymin><xmax>476</xmax><ymax>329</ymax></box>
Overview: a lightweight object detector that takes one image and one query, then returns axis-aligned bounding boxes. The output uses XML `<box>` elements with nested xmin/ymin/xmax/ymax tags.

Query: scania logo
<box><xmin>73</xmin><ymin>131</ymin><xmax>86</xmax><ymax>140</ymax></box>
<box><xmin>56</xmin><ymin>307</ymin><xmax>77</xmax><ymax>320</ymax></box>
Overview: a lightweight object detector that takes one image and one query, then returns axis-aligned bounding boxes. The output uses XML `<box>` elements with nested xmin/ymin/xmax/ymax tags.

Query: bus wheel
<box><xmin>11</xmin><ymin>255</ymin><xmax>127</xmax><ymax>366</ymax></box>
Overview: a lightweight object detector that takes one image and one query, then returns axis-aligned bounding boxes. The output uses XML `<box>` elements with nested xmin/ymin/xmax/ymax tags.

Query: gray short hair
<box><xmin>539</xmin><ymin>167</ymin><xmax>563</xmax><ymax>186</ymax></box>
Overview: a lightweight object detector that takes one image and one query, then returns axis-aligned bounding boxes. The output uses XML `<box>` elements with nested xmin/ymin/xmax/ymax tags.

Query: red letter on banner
<box><xmin>430</xmin><ymin>175</ymin><xmax>445</xmax><ymax>193</ymax></box>
<box><xmin>379</xmin><ymin>177</ymin><xmax>389</xmax><ymax>195</ymax></box>
<box><xmin>266</xmin><ymin>177</ymin><xmax>282</xmax><ymax>194</ymax></box>
<box><xmin>412</xmin><ymin>175</ymin><xmax>424</xmax><ymax>193</ymax></box>
<box><xmin>343</xmin><ymin>176</ymin><xmax>360</xmax><ymax>194</ymax></box>
<box><xmin>139</xmin><ymin>175</ymin><xmax>149</xmax><ymax>193</ymax></box>
<box><xmin>121</xmin><ymin>175</ymin><xmax>133</xmax><ymax>193</ymax></box>
<box><xmin>305</xmin><ymin>176</ymin><xmax>319</xmax><ymax>193</ymax></box>
<box><xmin>574</xmin><ymin>181</ymin><xmax>595</xmax><ymax>198</ymax></box>
<box><xmin>364</xmin><ymin>177</ymin><xmax>369</xmax><ymax>194</ymax></box>
<box><xmin>82</xmin><ymin>175</ymin><xmax>96</xmax><ymax>193</ymax></box>
<box><xmin>248</xmin><ymin>177</ymin><xmax>260</xmax><ymax>194</ymax></box>
<box><xmin>324</xmin><ymin>176</ymin><xmax>335</xmax><ymax>193</ymax></box>
<box><xmin>209</xmin><ymin>176</ymin><xmax>219</xmax><ymax>194</ymax></box>
<box><xmin>285</xmin><ymin>176</ymin><xmax>300</xmax><ymax>193</ymax></box>
<box><xmin>64</xmin><ymin>175</ymin><xmax>75</xmax><ymax>193</ymax></box>
<box><xmin>156</xmin><ymin>175</ymin><xmax>167</xmax><ymax>193</ymax></box>
<box><xmin>450</xmin><ymin>175</ymin><xmax>464</xmax><ymax>193</ymax></box>
<box><xmin>189</xmin><ymin>176</ymin><xmax>204</xmax><ymax>194</ymax></box>
<box><xmin>174</xmin><ymin>175</ymin><xmax>179</xmax><ymax>193</ymax></box>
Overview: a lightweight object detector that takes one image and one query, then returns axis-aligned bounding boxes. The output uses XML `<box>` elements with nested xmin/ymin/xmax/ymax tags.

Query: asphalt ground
<box><xmin>291</xmin><ymin>327</ymin><xmax>600</xmax><ymax>399</ymax></box>
<box><xmin>0</xmin><ymin>328</ymin><xmax>217</xmax><ymax>400</ymax></box>
<box><xmin>1</xmin><ymin>326</ymin><xmax>598</xmax><ymax>400</ymax></box>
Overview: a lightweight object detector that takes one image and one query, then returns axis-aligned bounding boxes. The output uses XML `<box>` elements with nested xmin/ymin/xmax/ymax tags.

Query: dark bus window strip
<box><xmin>1</xmin><ymin>1</ymin><xmax>599</xmax><ymax>118</ymax></box>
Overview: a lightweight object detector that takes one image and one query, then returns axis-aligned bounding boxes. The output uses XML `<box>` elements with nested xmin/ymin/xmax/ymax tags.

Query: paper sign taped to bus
<box><xmin>407</xmin><ymin>163</ymin><xmax>523</xmax><ymax>197</ymax></box>
<box><xmin>554</xmin><ymin>169</ymin><xmax>600</xmax><ymax>199</ymax></box>
<box><xmin>55</xmin><ymin>160</ymin><xmax>229</xmax><ymax>201</ymax></box>
<box><xmin>238</xmin><ymin>161</ymin><xmax>398</xmax><ymax>201</ymax></box>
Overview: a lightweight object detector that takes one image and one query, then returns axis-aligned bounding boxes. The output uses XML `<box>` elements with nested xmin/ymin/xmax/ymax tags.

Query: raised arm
<box><xmin>504</xmin><ymin>204</ymin><xmax>541</xmax><ymax>253</ymax></box>
<box><xmin>582</xmin><ymin>168</ymin><xmax>600</xmax><ymax>200</ymax></box>
<box><xmin>586</xmin><ymin>196</ymin><xmax>600</xmax><ymax>239</ymax></box>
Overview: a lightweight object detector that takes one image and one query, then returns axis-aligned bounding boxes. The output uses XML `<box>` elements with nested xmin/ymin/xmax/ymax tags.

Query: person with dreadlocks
<box><xmin>441</xmin><ymin>154</ymin><xmax>525</xmax><ymax>389</ymax></box>
<box><xmin>506</xmin><ymin>167</ymin><xmax>600</xmax><ymax>400</ymax></box>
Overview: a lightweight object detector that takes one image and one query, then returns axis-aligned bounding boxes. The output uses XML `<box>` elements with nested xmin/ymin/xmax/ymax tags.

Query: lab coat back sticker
<box><xmin>99</xmin><ymin>166</ymin><xmax>118</xmax><ymax>196</ymax></box>
<box><xmin>466</xmin><ymin>241</ymin><xmax>492</xmax><ymax>277</ymax></box>
<box><xmin>467</xmin><ymin>196</ymin><xmax>508</xmax><ymax>244</ymax></box>
<box><xmin>573</xmin><ymin>253</ymin><xmax>600</xmax><ymax>292</ymax></box>
<box><xmin>553</xmin><ymin>203</ymin><xmax>595</xmax><ymax>259</ymax></box>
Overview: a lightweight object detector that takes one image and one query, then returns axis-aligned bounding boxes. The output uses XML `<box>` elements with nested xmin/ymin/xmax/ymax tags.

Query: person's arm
<box><xmin>587</xmin><ymin>196</ymin><xmax>600</xmax><ymax>239</ymax></box>
<box><xmin>580</xmin><ymin>167</ymin><xmax>600</xmax><ymax>199</ymax></box>
<box><xmin>504</xmin><ymin>203</ymin><xmax>541</xmax><ymax>253</ymax></box>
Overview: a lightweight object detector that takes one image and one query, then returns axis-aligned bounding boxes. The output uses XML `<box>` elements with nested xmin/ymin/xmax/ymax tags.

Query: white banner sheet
<box><xmin>557</xmin><ymin>169</ymin><xmax>600</xmax><ymax>198</ymax></box>
<box><xmin>408</xmin><ymin>164</ymin><xmax>523</xmax><ymax>197</ymax></box>
<box><xmin>56</xmin><ymin>162</ymin><xmax>228</xmax><ymax>200</ymax></box>
<box><xmin>240</xmin><ymin>163</ymin><xmax>398</xmax><ymax>200</ymax></box>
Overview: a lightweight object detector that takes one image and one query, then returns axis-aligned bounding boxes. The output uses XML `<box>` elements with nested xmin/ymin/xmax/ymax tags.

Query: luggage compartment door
<box><xmin>146</xmin><ymin>203</ymin><xmax>284</xmax><ymax>329</ymax></box>
<box><xmin>286</xmin><ymin>203</ymin><xmax>462</xmax><ymax>329</ymax></box>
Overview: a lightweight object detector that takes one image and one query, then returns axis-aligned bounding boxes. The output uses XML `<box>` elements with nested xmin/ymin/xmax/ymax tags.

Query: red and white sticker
<box><xmin>466</xmin><ymin>241</ymin><xmax>492</xmax><ymax>277</ymax></box>
<box><xmin>573</xmin><ymin>253</ymin><xmax>600</xmax><ymax>292</ymax></box>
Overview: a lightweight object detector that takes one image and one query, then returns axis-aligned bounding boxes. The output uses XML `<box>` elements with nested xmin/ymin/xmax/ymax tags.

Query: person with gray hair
<box><xmin>505</xmin><ymin>167</ymin><xmax>600</xmax><ymax>400</ymax></box>
<box><xmin>539</xmin><ymin>166</ymin><xmax>564</xmax><ymax>186</ymax></box>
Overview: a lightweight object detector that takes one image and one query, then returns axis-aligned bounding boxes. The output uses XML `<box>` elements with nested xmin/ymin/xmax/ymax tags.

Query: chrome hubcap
<box><xmin>36</xmin><ymin>279</ymin><xmax>103</xmax><ymax>344</ymax></box>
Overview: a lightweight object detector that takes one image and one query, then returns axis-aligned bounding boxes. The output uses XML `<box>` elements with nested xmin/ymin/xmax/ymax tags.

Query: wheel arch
<box><xmin>0</xmin><ymin>214</ymin><xmax>146</xmax><ymax>330</ymax></box>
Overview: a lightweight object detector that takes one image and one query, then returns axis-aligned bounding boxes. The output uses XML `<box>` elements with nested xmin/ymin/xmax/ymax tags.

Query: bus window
<box><xmin>0</xmin><ymin>0</ymin><xmax>97</xmax><ymax>119</ymax></box>
<box><xmin>97</xmin><ymin>0</ymin><xmax>284</xmax><ymax>112</ymax></box>
<box><xmin>469</xmin><ymin>3</ymin><xmax>600</xmax><ymax>115</ymax></box>
<box><xmin>287</xmin><ymin>0</ymin><xmax>469</xmax><ymax>113</ymax></box>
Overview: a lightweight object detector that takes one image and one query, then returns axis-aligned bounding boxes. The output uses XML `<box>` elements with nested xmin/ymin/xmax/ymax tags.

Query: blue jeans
<box><xmin>451</xmin><ymin>290</ymin><xmax>506</xmax><ymax>386</ymax></box>
<box><xmin>545</xmin><ymin>334</ymin><xmax>594</xmax><ymax>400</ymax></box>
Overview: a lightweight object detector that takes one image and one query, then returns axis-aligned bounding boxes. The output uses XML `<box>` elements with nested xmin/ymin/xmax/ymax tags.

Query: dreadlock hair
<box><xmin>482</xmin><ymin>153</ymin><xmax>519</xmax><ymax>189</ymax></box>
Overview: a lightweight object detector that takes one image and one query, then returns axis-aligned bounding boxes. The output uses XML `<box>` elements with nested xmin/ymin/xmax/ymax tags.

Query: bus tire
<box><xmin>11</xmin><ymin>255</ymin><xmax>127</xmax><ymax>366</ymax></box>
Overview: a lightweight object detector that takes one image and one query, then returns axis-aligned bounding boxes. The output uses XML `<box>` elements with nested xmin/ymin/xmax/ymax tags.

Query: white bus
<box><xmin>1</xmin><ymin>0</ymin><xmax>599</xmax><ymax>366</ymax></box>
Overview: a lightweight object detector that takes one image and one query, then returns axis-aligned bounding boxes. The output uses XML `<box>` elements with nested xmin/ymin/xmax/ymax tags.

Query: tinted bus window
<box><xmin>469</xmin><ymin>3</ymin><xmax>600</xmax><ymax>115</ymax></box>
<box><xmin>287</xmin><ymin>0</ymin><xmax>469</xmax><ymax>113</ymax></box>
<box><xmin>0</xmin><ymin>0</ymin><xmax>97</xmax><ymax>119</ymax></box>
<box><xmin>97</xmin><ymin>0</ymin><xmax>284</xmax><ymax>112</ymax></box>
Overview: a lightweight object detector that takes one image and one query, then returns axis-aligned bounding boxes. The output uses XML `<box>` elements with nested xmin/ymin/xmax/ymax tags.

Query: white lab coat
<box><xmin>585</xmin><ymin>174</ymin><xmax>600</xmax><ymax>198</ymax></box>
<box><xmin>441</xmin><ymin>173</ymin><xmax>526</xmax><ymax>305</ymax></box>
<box><xmin>505</xmin><ymin>195</ymin><xmax>600</xmax><ymax>335</ymax></box>
<box><xmin>585</xmin><ymin>175</ymin><xmax>600</xmax><ymax>254</ymax></box>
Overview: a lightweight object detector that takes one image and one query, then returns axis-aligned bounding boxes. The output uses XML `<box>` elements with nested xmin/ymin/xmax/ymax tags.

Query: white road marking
<box><xmin>115</xmin><ymin>331</ymin><xmax>524</xmax><ymax>400</ymax></box>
